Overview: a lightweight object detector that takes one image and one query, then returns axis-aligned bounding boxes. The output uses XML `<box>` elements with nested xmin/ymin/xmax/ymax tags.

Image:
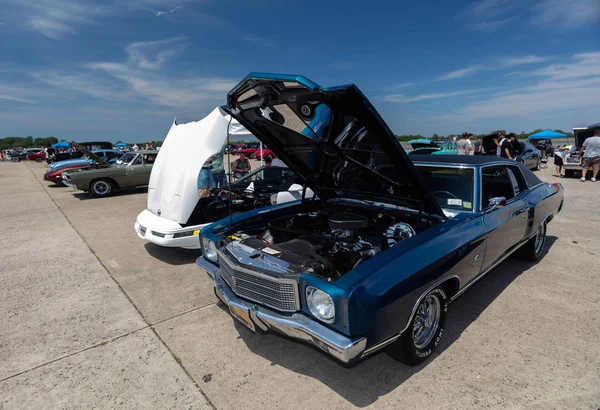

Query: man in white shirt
<box><xmin>579</xmin><ymin>129</ymin><xmax>600</xmax><ymax>182</ymax></box>
<box><xmin>496</xmin><ymin>134</ymin><xmax>506</xmax><ymax>157</ymax></box>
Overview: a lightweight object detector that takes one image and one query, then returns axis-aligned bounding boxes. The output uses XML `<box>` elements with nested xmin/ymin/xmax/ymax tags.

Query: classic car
<box><xmin>50</xmin><ymin>141</ymin><xmax>113</xmax><ymax>164</ymax></box>
<box><xmin>135</xmin><ymin>108</ymin><xmax>313</xmax><ymax>249</ymax></box>
<box><xmin>406</xmin><ymin>139</ymin><xmax>457</xmax><ymax>155</ymax></box>
<box><xmin>233</xmin><ymin>142</ymin><xmax>261</xmax><ymax>157</ymax></box>
<box><xmin>9</xmin><ymin>149</ymin><xmax>44</xmax><ymax>162</ymax></box>
<box><xmin>27</xmin><ymin>150</ymin><xmax>46</xmax><ymax>162</ymax></box>
<box><xmin>63</xmin><ymin>149</ymin><xmax>158</xmax><ymax>197</ymax></box>
<box><xmin>44</xmin><ymin>149</ymin><xmax>125</xmax><ymax>184</ymax></box>
<box><xmin>563</xmin><ymin>125</ymin><xmax>599</xmax><ymax>178</ymax></box>
<box><xmin>526</xmin><ymin>138</ymin><xmax>554</xmax><ymax>157</ymax></box>
<box><xmin>195</xmin><ymin>73</ymin><xmax>564</xmax><ymax>366</ymax></box>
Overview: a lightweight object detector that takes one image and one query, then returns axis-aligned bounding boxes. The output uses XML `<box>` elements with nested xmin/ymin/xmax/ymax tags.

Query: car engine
<box><xmin>226</xmin><ymin>209</ymin><xmax>416</xmax><ymax>281</ymax></box>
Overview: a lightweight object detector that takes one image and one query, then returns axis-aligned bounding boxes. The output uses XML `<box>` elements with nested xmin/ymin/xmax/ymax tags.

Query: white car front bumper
<box><xmin>135</xmin><ymin>209</ymin><xmax>209</xmax><ymax>249</ymax></box>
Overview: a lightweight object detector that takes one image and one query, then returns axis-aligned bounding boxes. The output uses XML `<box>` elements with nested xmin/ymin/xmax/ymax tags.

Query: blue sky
<box><xmin>0</xmin><ymin>0</ymin><xmax>599</xmax><ymax>141</ymax></box>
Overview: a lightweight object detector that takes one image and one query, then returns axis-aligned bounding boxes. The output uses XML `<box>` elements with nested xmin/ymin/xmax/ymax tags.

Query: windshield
<box><xmin>233</xmin><ymin>166</ymin><xmax>295</xmax><ymax>192</ymax></box>
<box><xmin>117</xmin><ymin>152</ymin><xmax>137</xmax><ymax>164</ymax></box>
<box><xmin>415</xmin><ymin>166</ymin><xmax>474</xmax><ymax>211</ymax></box>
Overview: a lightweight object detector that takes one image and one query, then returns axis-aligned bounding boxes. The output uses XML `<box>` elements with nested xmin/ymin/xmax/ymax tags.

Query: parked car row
<box><xmin>31</xmin><ymin>73</ymin><xmax>565</xmax><ymax>368</ymax></box>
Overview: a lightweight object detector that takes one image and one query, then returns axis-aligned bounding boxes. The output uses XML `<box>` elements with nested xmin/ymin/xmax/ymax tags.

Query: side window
<box><xmin>481</xmin><ymin>166</ymin><xmax>516</xmax><ymax>208</ymax></box>
<box><xmin>507</xmin><ymin>166</ymin><xmax>527</xmax><ymax>196</ymax></box>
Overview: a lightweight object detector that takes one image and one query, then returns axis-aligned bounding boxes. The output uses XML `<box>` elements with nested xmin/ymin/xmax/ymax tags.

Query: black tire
<box><xmin>89</xmin><ymin>178</ymin><xmax>114</xmax><ymax>198</ymax></box>
<box><xmin>11</xmin><ymin>157</ymin><xmax>20</xmax><ymax>162</ymax></box>
<box><xmin>387</xmin><ymin>286</ymin><xmax>448</xmax><ymax>365</ymax></box>
<box><xmin>35</xmin><ymin>157</ymin><xmax>43</xmax><ymax>163</ymax></box>
<box><xmin>516</xmin><ymin>222</ymin><xmax>547</xmax><ymax>262</ymax></box>
<box><xmin>564</xmin><ymin>170</ymin><xmax>575</xmax><ymax>178</ymax></box>
<box><xmin>250</xmin><ymin>153</ymin><xmax>256</xmax><ymax>159</ymax></box>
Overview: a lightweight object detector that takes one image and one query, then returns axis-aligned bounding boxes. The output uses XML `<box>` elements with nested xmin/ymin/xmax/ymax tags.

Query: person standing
<box><xmin>132</xmin><ymin>144</ymin><xmax>139</xmax><ymax>152</ymax></box>
<box><xmin>211</xmin><ymin>144</ymin><xmax>227</xmax><ymax>188</ymax></box>
<box><xmin>198</xmin><ymin>157</ymin><xmax>214</xmax><ymax>197</ymax></box>
<box><xmin>578</xmin><ymin>129</ymin><xmax>600</xmax><ymax>182</ymax></box>
<box><xmin>553</xmin><ymin>145</ymin><xmax>575</xmax><ymax>177</ymax></box>
<box><xmin>232</xmin><ymin>152</ymin><xmax>251</xmax><ymax>179</ymax></box>
<box><xmin>456</xmin><ymin>133</ymin><xmax>472</xmax><ymax>155</ymax></box>
<box><xmin>150</xmin><ymin>141</ymin><xmax>156</xmax><ymax>150</ymax></box>
<box><xmin>500</xmin><ymin>134</ymin><xmax>514</xmax><ymax>159</ymax></box>
<box><xmin>473</xmin><ymin>136</ymin><xmax>483</xmax><ymax>155</ymax></box>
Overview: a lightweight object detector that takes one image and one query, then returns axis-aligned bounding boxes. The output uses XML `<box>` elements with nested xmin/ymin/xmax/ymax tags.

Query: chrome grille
<box><xmin>218</xmin><ymin>253</ymin><xmax>299</xmax><ymax>312</ymax></box>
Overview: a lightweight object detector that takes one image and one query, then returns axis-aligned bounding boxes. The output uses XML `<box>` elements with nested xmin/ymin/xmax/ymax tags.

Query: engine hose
<box><xmin>266</xmin><ymin>221</ymin><xmax>360</xmax><ymax>243</ymax></box>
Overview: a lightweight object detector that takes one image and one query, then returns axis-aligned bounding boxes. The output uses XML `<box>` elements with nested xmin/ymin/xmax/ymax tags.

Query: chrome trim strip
<box><xmin>196</xmin><ymin>256</ymin><xmax>218</xmax><ymax>280</ymax></box>
<box><xmin>361</xmin><ymin>274</ymin><xmax>461</xmax><ymax>357</ymax></box>
<box><xmin>214</xmin><ymin>275</ymin><xmax>367</xmax><ymax>364</ymax></box>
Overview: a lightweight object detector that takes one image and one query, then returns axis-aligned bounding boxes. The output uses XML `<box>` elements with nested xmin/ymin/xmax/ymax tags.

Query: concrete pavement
<box><xmin>1</xmin><ymin>159</ymin><xmax>599</xmax><ymax>409</ymax></box>
<box><xmin>0</xmin><ymin>163</ymin><xmax>212</xmax><ymax>409</ymax></box>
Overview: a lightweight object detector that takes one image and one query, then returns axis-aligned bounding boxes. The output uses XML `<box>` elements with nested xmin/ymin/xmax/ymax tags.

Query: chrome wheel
<box><xmin>92</xmin><ymin>180</ymin><xmax>110</xmax><ymax>195</ymax></box>
<box><xmin>534</xmin><ymin>223</ymin><xmax>546</xmax><ymax>254</ymax></box>
<box><xmin>412</xmin><ymin>294</ymin><xmax>441</xmax><ymax>349</ymax></box>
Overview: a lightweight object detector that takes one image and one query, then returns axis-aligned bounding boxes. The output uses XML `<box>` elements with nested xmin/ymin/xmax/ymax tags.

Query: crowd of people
<box><xmin>455</xmin><ymin>132</ymin><xmax>518</xmax><ymax>159</ymax></box>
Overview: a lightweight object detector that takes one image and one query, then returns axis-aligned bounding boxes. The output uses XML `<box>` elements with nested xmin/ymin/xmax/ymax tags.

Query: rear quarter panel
<box><xmin>522</xmin><ymin>182</ymin><xmax>563</xmax><ymax>237</ymax></box>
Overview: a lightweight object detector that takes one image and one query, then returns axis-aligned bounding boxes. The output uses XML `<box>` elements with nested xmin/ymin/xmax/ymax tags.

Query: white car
<box><xmin>135</xmin><ymin>107</ymin><xmax>312</xmax><ymax>249</ymax></box>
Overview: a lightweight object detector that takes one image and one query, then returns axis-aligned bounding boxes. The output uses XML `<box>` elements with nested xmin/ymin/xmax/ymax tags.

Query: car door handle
<box><xmin>514</xmin><ymin>207</ymin><xmax>530</xmax><ymax>216</ymax></box>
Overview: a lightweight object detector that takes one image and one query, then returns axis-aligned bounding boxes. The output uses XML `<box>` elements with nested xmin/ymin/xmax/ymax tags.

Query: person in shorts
<box><xmin>579</xmin><ymin>129</ymin><xmax>600</xmax><ymax>182</ymax></box>
<box><xmin>198</xmin><ymin>157</ymin><xmax>215</xmax><ymax>197</ymax></box>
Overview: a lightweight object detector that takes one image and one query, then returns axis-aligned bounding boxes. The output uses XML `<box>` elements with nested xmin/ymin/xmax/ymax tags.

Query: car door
<box><xmin>125</xmin><ymin>153</ymin><xmax>155</xmax><ymax>187</ymax></box>
<box><xmin>480</xmin><ymin>165</ymin><xmax>529</xmax><ymax>270</ymax></box>
<box><xmin>124</xmin><ymin>154</ymin><xmax>145</xmax><ymax>187</ymax></box>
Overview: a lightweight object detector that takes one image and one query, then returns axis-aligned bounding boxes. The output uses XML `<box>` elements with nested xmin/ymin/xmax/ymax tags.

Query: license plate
<box><xmin>229</xmin><ymin>305</ymin><xmax>255</xmax><ymax>332</ymax></box>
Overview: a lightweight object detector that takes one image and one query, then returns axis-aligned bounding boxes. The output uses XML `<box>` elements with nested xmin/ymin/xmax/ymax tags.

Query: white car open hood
<box><xmin>147</xmin><ymin>107</ymin><xmax>253</xmax><ymax>224</ymax></box>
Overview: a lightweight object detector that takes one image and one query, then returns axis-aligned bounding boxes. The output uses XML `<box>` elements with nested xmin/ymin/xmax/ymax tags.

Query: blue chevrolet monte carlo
<box><xmin>196</xmin><ymin>73</ymin><xmax>564</xmax><ymax>366</ymax></box>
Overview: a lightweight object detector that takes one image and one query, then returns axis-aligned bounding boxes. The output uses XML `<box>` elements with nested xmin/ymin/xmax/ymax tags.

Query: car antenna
<box><xmin>226</xmin><ymin>116</ymin><xmax>233</xmax><ymax>233</ymax></box>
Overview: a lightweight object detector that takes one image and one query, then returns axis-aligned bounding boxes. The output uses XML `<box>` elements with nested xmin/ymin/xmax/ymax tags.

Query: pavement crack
<box><xmin>0</xmin><ymin>326</ymin><xmax>150</xmax><ymax>383</ymax></box>
<box><xmin>149</xmin><ymin>301</ymin><xmax>218</xmax><ymax>327</ymax></box>
<box><xmin>24</xmin><ymin>162</ymin><xmax>218</xmax><ymax>410</ymax></box>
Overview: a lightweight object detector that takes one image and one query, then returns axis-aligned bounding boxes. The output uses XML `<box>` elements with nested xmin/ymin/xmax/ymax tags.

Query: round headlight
<box><xmin>202</xmin><ymin>237</ymin><xmax>218</xmax><ymax>262</ymax></box>
<box><xmin>306</xmin><ymin>287</ymin><xmax>335</xmax><ymax>323</ymax></box>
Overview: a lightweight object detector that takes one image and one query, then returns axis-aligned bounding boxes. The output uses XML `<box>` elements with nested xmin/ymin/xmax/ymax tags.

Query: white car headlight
<box><xmin>202</xmin><ymin>237</ymin><xmax>218</xmax><ymax>262</ymax></box>
<box><xmin>306</xmin><ymin>287</ymin><xmax>335</xmax><ymax>323</ymax></box>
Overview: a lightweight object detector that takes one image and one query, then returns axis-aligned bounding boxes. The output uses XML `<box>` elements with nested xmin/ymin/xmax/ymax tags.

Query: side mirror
<box><xmin>488</xmin><ymin>197</ymin><xmax>507</xmax><ymax>210</ymax></box>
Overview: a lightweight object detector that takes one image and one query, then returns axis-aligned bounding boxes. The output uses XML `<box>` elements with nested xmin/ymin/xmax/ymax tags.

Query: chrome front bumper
<box><xmin>196</xmin><ymin>257</ymin><xmax>367</xmax><ymax>364</ymax></box>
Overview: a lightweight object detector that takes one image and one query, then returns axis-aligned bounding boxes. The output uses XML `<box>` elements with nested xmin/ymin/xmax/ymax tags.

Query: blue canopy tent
<box><xmin>528</xmin><ymin>130</ymin><xmax>567</xmax><ymax>139</ymax></box>
<box><xmin>51</xmin><ymin>141</ymin><xmax>70</xmax><ymax>148</ymax></box>
<box><xmin>114</xmin><ymin>142</ymin><xmax>128</xmax><ymax>147</ymax></box>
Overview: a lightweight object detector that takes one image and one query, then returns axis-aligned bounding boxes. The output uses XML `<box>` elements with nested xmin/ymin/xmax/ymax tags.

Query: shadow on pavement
<box><xmin>143</xmin><ymin>243</ymin><xmax>200</xmax><ymax>266</ymax></box>
<box><xmin>228</xmin><ymin>237</ymin><xmax>557</xmax><ymax>407</ymax></box>
<box><xmin>72</xmin><ymin>187</ymin><xmax>148</xmax><ymax>200</ymax></box>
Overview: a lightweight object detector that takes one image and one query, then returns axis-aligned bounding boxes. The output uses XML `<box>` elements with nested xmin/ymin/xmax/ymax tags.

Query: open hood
<box><xmin>70</xmin><ymin>142</ymin><xmax>109</xmax><ymax>165</ymax></box>
<box><xmin>147</xmin><ymin>107</ymin><xmax>253</xmax><ymax>224</ymax></box>
<box><xmin>225</xmin><ymin>73</ymin><xmax>444</xmax><ymax>218</ymax></box>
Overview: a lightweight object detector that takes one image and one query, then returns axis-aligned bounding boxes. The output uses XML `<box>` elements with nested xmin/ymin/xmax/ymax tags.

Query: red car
<box><xmin>27</xmin><ymin>151</ymin><xmax>46</xmax><ymax>162</ymax></box>
<box><xmin>254</xmin><ymin>148</ymin><xmax>275</xmax><ymax>160</ymax></box>
<box><xmin>43</xmin><ymin>163</ymin><xmax>92</xmax><ymax>185</ymax></box>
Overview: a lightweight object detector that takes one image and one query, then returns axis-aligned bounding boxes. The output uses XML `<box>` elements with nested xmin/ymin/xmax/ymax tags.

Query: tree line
<box><xmin>395</xmin><ymin>129</ymin><xmax>574</xmax><ymax>142</ymax></box>
<box><xmin>0</xmin><ymin>136</ymin><xmax>59</xmax><ymax>150</ymax></box>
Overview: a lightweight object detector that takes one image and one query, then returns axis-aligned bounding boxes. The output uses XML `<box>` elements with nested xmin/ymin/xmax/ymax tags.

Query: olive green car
<box><xmin>63</xmin><ymin>149</ymin><xmax>158</xmax><ymax>197</ymax></box>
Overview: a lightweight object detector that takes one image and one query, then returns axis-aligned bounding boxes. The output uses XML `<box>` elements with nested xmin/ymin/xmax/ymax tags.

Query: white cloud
<box><xmin>390</xmin><ymin>82</ymin><xmax>415</xmax><ymax>90</ymax></box>
<box><xmin>381</xmin><ymin>88</ymin><xmax>492</xmax><ymax>103</ymax></box>
<box><xmin>451</xmin><ymin>52</ymin><xmax>600</xmax><ymax>120</ymax></box>
<box><xmin>531</xmin><ymin>0</ymin><xmax>600</xmax><ymax>27</ymax></box>
<box><xmin>5</xmin><ymin>0</ymin><xmax>192</xmax><ymax>39</ymax></box>
<box><xmin>499</xmin><ymin>54</ymin><xmax>555</xmax><ymax>67</ymax></box>
<box><xmin>462</xmin><ymin>0</ymin><xmax>600</xmax><ymax>32</ymax></box>
<box><xmin>435</xmin><ymin>65</ymin><xmax>482</xmax><ymax>81</ymax></box>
